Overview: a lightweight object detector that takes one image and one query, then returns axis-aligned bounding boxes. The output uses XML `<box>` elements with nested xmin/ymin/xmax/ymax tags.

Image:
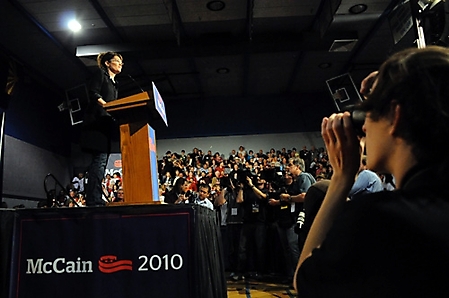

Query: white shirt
<box><xmin>195</xmin><ymin>198</ymin><xmax>214</xmax><ymax>210</ymax></box>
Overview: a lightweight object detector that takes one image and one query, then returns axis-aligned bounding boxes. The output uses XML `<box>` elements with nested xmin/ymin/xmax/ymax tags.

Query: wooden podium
<box><xmin>104</xmin><ymin>91</ymin><xmax>160</xmax><ymax>204</ymax></box>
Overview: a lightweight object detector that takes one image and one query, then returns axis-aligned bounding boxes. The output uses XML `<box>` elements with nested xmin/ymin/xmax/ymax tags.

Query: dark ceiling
<box><xmin>0</xmin><ymin>0</ymin><xmax>423</xmax><ymax>138</ymax></box>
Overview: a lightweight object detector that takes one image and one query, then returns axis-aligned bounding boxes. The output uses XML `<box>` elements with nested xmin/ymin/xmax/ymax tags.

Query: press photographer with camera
<box><xmin>281</xmin><ymin>157</ymin><xmax>316</xmax><ymax>205</ymax></box>
<box><xmin>267</xmin><ymin>172</ymin><xmax>299</xmax><ymax>284</ymax></box>
<box><xmin>215</xmin><ymin>177</ymin><xmax>244</xmax><ymax>278</ymax></box>
<box><xmin>233</xmin><ymin>175</ymin><xmax>269</xmax><ymax>281</ymax></box>
<box><xmin>266</xmin><ymin>158</ymin><xmax>315</xmax><ymax>285</ymax></box>
<box><xmin>164</xmin><ymin>177</ymin><xmax>191</xmax><ymax>204</ymax></box>
<box><xmin>295</xmin><ymin>46</ymin><xmax>449</xmax><ymax>296</ymax></box>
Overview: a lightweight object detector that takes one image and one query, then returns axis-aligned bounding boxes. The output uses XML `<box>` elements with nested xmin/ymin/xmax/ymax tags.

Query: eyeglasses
<box><xmin>110</xmin><ymin>59</ymin><xmax>124</xmax><ymax>66</ymax></box>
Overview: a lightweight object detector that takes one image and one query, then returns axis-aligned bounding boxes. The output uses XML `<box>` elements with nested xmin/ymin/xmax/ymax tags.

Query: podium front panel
<box><xmin>8</xmin><ymin>206</ymin><xmax>195</xmax><ymax>298</ymax></box>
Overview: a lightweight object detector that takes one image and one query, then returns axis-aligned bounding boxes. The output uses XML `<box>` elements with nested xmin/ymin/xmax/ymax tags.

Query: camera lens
<box><xmin>350</xmin><ymin>109</ymin><xmax>366</xmax><ymax>137</ymax></box>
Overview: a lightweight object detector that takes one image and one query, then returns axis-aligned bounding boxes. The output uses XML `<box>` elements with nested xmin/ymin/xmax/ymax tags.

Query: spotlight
<box><xmin>68</xmin><ymin>20</ymin><xmax>82</xmax><ymax>32</ymax></box>
<box><xmin>319</xmin><ymin>62</ymin><xmax>332</xmax><ymax>69</ymax></box>
<box><xmin>207</xmin><ymin>1</ymin><xmax>226</xmax><ymax>11</ymax></box>
<box><xmin>216</xmin><ymin>67</ymin><xmax>229</xmax><ymax>74</ymax></box>
<box><xmin>349</xmin><ymin>4</ymin><xmax>368</xmax><ymax>14</ymax></box>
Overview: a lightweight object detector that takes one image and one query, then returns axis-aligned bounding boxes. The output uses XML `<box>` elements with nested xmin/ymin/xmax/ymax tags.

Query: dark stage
<box><xmin>0</xmin><ymin>204</ymin><xmax>226</xmax><ymax>298</ymax></box>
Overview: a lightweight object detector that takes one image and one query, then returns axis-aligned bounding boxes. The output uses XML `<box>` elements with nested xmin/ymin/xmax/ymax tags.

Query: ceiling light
<box><xmin>319</xmin><ymin>62</ymin><xmax>332</xmax><ymax>69</ymax></box>
<box><xmin>68</xmin><ymin>20</ymin><xmax>82</xmax><ymax>32</ymax></box>
<box><xmin>216</xmin><ymin>68</ymin><xmax>229</xmax><ymax>74</ymax></box>
<box><xmin>349</xmin><ymin>4</ymin><xmax>368</xmax><ymax>14</ymax></box>
<box><xmin>207</xmin><ymin>1</ymin><xmax>226</xmax><ymax>11</ymax></box>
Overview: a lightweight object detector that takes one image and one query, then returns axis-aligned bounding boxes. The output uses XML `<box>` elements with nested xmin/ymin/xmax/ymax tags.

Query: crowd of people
<box><xmin>155</xmin><ymin>144</ymin><xmax>392</xmax><ymax>285</ymax></box>
<box><xmin>158</xmin><ymin>145</ymin><xmax>332</xmax><ymax>198</ymax></box>
<box><xmin>42</xmin><ymin>171</ymin><xmax>124</xmax><ymax>208</ymax></box>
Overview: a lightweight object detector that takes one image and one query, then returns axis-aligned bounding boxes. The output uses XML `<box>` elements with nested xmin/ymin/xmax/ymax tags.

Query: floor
<box><xmin>227</xmin><ymin>278</ymin><xmax>297</xmax><ymax>298</ymax></box>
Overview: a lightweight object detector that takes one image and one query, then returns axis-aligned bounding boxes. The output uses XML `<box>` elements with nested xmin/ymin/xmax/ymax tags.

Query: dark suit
<box><xmin>80</xmin><ymin>68</ymin><xmax>118</xmax><ymax>206</ymax></box>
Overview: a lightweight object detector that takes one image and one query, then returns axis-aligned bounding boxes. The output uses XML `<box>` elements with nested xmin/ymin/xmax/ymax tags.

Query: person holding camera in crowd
<box><xmin>283</xmin><ymin>157</ymin><xmax>316</xmax><ymax>206</ymax></box>
<box><xmin>295</xmin><ymin>46</ymin><xmax>449</xmax><ymax>296</ymax></box>
<box><xmin>266</xmin><ymin>157</ymin><xmax>315</xmax><ymax>284</ymax></box>
<box><xmin>164</xmin><ymin>177</ymin><xmax>190</xmax><ymax>204</ymax></box>
<box><xmin>215</xmin><ymin>177</ymin><xmax>244</xmax><ymax>278</ymax></box>
<box><xmin>267</xmin><ymin>172</ymin><xmax>299</xmax><ymax>284</ymax></box>
<box><xmin>233</xmin><ymin>175</ymin><xmax>269</xmax><ymax>281</ymax></box>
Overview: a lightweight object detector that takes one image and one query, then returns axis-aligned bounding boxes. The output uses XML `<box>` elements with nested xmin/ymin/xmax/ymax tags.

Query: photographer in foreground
<box><xmin>294</xmin><ymin>46</ymin><xmax>449</xmax><ymax>296</ymax></box>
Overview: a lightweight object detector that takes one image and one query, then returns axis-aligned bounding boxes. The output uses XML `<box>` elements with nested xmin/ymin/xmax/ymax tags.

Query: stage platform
<box><xmin>0</xmin><ymin>204</ymin><xmax>226</xmax><ymax>298</ymax></box>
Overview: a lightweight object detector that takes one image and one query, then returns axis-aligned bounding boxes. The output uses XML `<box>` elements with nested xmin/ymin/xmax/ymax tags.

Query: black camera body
<box><xmin>268</xmin><ymin>185</ymin><xmax>289</xmax><ymax>199</ymax></box>
<box><xmin>236</xmin><ymin>169</ymin><xmax>255</xmax><ymax>185</ymax></box>
<box><xmin>350</xmin><ymin>108</ymin><xmax>366</xmax><ymax>137</ymax></box>
<box><xmin>344</xmin><ymin>104</ymin><xmax>366</xmax><ymax>138</ymax></box>
<box><xmin>184</xmin><ymin>190</ymin><xmax>194</xmax><ymax>199</ymax></box>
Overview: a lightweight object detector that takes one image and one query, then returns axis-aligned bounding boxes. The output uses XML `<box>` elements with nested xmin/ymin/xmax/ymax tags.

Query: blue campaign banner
<box><xmin>148</xmin><ymin>126</ymin><xmax>160</xmax><ymax>201</ymax></box>
<box><xmin>10</xmin><ymin>207</ymin><xmax>194</xmax><ymax>298</ymax></box>
<box><xmin>152</xmin><ymin>82</ymin><xmax>168</xmax><ymax>127</ymax></box>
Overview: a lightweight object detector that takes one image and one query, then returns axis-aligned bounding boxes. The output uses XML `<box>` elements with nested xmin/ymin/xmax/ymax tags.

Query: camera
<box><xmin>343</xmin><ymin>104</ymin><xmax>366</xmax><ymax>138</ymax></box>
<box><xmin>185</xmin><ymin>190</ymin><xmax>194</xmax><ymax>199</ymax></box>
<box><xmin>351</xmin><ymin>107</ymin><xmax>366</xmax><ymax>138</ymax></box>
<box><xmin>236</xmin><ymin>169</ymin><xmax>255</xmax><ymax>184</ymax></box>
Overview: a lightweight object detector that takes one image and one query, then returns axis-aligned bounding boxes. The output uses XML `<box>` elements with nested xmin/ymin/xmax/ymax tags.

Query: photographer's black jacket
<box><xmin>296</xmin><ymin>164</ymin><xmax>449</xmax><ymax>297</ymax></box>
<box><xmin>241</xmin><ymin>187</ymin><xmax>269</xmax><ymax>224</ymax></box>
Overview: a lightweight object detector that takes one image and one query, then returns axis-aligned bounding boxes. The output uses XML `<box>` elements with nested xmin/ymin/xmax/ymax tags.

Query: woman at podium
<box><xmin>80</xmin><ymin>51</ymin><xmax>123</xmax><ymax>206</ymax></box>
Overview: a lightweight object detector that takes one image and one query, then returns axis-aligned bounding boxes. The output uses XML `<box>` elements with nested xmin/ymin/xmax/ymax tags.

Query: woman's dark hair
<box><xmin>361</xmin><ymin>46</ymin><xmax>449</xmax><ymax>164</ymax></box>
<box><xmin>97</xmin><ymin>51</ymin><xmax>122</xmax><ymax>69</ymax></box>
<box><xmin>172</xmin><ymin>177</ymin><xmax>187</xmax><ymax>194</ymax></box>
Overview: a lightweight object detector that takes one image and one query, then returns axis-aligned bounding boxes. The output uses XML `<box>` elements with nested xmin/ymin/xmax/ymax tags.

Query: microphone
<box><xmin>127</xmin><ymin>74</ymin><xmax>145</xmax><ymax>93</ymax></box>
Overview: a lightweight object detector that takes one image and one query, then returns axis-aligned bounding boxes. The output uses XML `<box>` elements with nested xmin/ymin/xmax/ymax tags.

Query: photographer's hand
<box><xmin>246</xmin><ymin>176</ymin><xmax>253</xmax><ymax>187</ymax></box>
<box><xmin>279</xmin><ymin>193</ymin><xmax>290</xmax><ymax>202</ymax></box>
<box><xmin>175</xmin><ymin>194</ymin><xmax>186</xmax><ymax>204</ymax></box>
<box><xmin>322</xmin><ymin>112</ymin><xmax>360</xmax><ymax>179</ymax></box>
<box><xmin>360</xmin><ymin>71</ymin><xmax>378</xmax><ymax>99</ymax></box>
<box><xmin>268</xmin><ymin>198</ymin><xmax>280</xmax><ymax>206</ymax></box>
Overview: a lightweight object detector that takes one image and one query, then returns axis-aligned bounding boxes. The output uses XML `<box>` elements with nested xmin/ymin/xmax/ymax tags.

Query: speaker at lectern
<box><xmin>103</xmin><ymin>82</ymin><xmax>167</xmax><ymax>205</ymax></box>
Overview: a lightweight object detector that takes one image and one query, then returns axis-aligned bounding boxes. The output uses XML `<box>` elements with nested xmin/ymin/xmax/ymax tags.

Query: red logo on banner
<box><xmin>98</xmin><ymin>255</ymin><xmax>132</xmax><ymax>273</ymax></box>
<box><xmin>114</xmin><ymin>160</ymin><xmax>122</xmax><ymax>167</ymax></box>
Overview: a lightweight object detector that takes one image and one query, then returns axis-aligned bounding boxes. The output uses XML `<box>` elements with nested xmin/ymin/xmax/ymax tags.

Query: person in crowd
<box><xmin>268</xmin><ymin>157</ymin><xmax>314</xmax><ymax>283</ymax></box>
<box><xmin>71</xmin><ymin>172</ymin><xmax>85</xmax><ymax>193</ymax></box>
<box><xmin>80</xmin><ymin>51</ymin><xmax>123</xmax><ymax>206</ymax></box>
<box><xmin>186</xmin><ymin>171</ymin><xmax>198</xmax><ymax>192</ymax></box>
<box><xmin>296</xmin><ymin>179</ymin><xmax>330</xmax><ymax>254</ymax></box>
<box><xmin>215</xmin><ymin>177</ymin><xmax>244</xmax><ymax>279</ymax></box>
<box><xmin>295</xmin><ymin>46</ymin><xmax>449</xmax><ymax>296</ymax></box>
<box><xmin>162</xmin><ymin>171</ymin><xmax>174</xmax><ymax>191</ymax></box>
<box><xmin>164</xmin><ymin>177</ymin><xmax>190</xmax><ymax>204</ymax></box>
<box><xmin>76</xmin><ymin>193</ymin><xmax>86</xmax><ymax>206</ymax></box>
<box><xmin>112</xmin><ymin>188</ymin><xmax>124</xmax><ymax>202</ymax></box>
<box><xmin>267</xmin><ymin>172</ymin><xmax>300</xmax><ymax>284</ymax></box>
<box><xmin>299</xmin><ymin>146</ymin><xmax>311</xmax><ymax>171</ymax></box>
<box><xmin>348</xmin><ymin>155</ymin><xmax>383</xmax><ymax>200</ymax></box>
<box><xmin>379</xmin><ymin>173</ymin><xmax>396</xmax><ymax>190</ymax></box>
<box><xmin>233</xmin><ymin>176</ymin><xmax>269</xmax><ymax>281</ymax></box>
<box><xmin>194</xmin><ymin>184</ymin><xmax>214</xmax><ymax>210</ymax></box>
<box><xmin>282</xmin><ymin>157</ymin><xmax>316</xmax><ymax>206</ymax></box>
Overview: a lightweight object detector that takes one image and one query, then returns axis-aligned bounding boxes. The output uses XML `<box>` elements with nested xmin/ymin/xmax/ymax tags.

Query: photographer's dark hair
<box><xmin>361</xmin><ymin>46</ymin><xmax>449</xmax><ymax>164</ymax></box>
<box><xmin>172</xmin><ymin>177</ymin><xmax>187</xmax><ymax>194</ymax></box>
